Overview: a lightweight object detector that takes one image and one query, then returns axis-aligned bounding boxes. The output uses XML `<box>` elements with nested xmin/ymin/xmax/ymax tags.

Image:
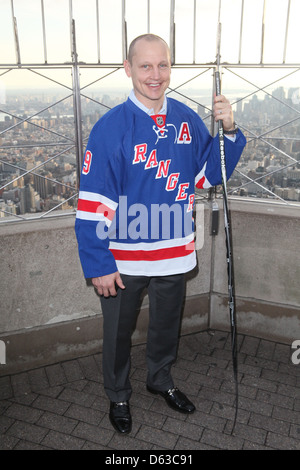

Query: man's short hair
<box><xmin>127</xmin><ymin>34</ymin><xmax>171</xmax><ymax>64</ymax></box>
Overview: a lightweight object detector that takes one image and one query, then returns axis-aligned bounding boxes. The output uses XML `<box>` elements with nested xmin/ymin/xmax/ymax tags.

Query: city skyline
<box><xmin>1</xmin><ymin>81</ymin><xmax>300</xmax><ymax>220</ymax></box>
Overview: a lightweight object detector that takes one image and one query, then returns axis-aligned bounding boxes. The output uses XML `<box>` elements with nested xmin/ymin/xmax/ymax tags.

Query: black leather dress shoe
<box><xmin>147</xmin><ymin>386</ymin><xmax>195</xmax><ymax>414</ymax></box>
<box><xmin>109</xmin><ymin>401</ymin><xmax>132</xmax><ymax>434</ymax></box>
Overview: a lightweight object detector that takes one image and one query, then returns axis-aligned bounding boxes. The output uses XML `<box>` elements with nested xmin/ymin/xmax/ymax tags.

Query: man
<box><xmin>75</xmin><ymin>34</ymin><xmax>246</xmax><ymax>434</ymax></box>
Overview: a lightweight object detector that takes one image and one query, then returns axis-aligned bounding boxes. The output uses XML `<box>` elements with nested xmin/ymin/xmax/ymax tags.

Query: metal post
<box><xmin>41</xmin><ymin>0</ymin><xmax>48</xmax><ymax>63</ymax></box>
<box><xmin>71</xmin><ymin>19</ymin><xmax>84</xmax><ymax>186</ymax></box>
<box><xmin>170</xmin><ymin>0</ymin><xmax>175</xmax><ymax>65</ymax></box>
<box><xmin>260</xmin><ymin>0</ymin><xmax>266</xmax><ymax>64</ymax></box>
<box><xmin>193</xmin><ymin>0</ymin><xmax>196</xmax><ymax>64</ymax></box>
<box><xmin>10</xmin><ymin>0</ymin><xmax>21</xmax><ymax>65</ymax></box>
<box><xmin>96</xmin><ymin>0</ymin><xmax>101</xmax><ymax>63</ymax></box>
<box><xmin>238</xmin><ymin>0</ymin><xmax>244</xmax><ymax>64</ymax></box>
<box><xmin>69</xmin><ymin>0</ymin><xmax>74</xmax><ymax>54</ymax></box>
<box><xmin>147</xmin><ymin>0</ymin><xmax>150</xmax><ymax>33</ymax></box>
<box><xmin>283</xmin><ymin>0</ymin><xmax>291</xmax><ymax>64</ymax></box>
<box><xmin>122</xmin><ymin>0</ymin><xmax>127</xmax><ymax>62</ymax></box>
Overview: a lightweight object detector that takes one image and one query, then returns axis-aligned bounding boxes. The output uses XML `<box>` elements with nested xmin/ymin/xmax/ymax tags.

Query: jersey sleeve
<box><xmin>193</xmin><ymin>113</ymin><xmax>246</xmax><ymax>189</ymax></box>
<box><xmin>75</xmin><ymin>119</ymin><xmax>122</xmax><ymax>279</ymax></box>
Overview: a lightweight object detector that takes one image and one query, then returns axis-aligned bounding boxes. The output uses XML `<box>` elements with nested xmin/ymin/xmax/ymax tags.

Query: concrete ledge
<box><xmin>210</xmin><ymin>198</ymin><xmax>300</xmax><ymax>345</ymax></box>
<box><xmin>0</xmin><ymin>293</ymin><xmax>209</xmax><ymax>376</ymax></box>
<box><xmin>210</xmin><ymin>293</ymin><xmax>300</xmax><ymax>345</ymax></box>
<box><xmin>1</xmin><ymin>199</ymin><xmax>300</xmax><ymax>373</ymax></box>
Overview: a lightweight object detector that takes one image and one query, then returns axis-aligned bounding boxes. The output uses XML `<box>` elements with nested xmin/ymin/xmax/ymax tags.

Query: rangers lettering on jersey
<box><xmin>155</xmin><ymin>160</ymin><xmax>171</xmax><ymax>179</ymax></box>
<box><xmin>132</xmin><ymin>144</ymin><xmax>191</xmax><ymax>202</ymax></box>
<box><xmin>132</xmin><ymin>121</ymin><xmax>193</xmax><ymax>204</ymax></box>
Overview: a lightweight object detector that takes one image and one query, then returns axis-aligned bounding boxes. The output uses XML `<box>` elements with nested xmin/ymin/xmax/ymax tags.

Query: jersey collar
<box><xmin>129</xmin><ymin>90</ymin><xmax>167</xmax><ymax>116</ymax></box>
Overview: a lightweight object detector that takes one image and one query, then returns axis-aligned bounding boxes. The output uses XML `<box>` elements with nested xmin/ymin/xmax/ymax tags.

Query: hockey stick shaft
<box><xmin>215</xmin><ymin>14</ymin><xmax>238</xmax><ymax>433</ymax></box>
<box><xmin>215</xmin><ymin>71</ymin><xmax>237</xmax><ymax>372</ymax></box>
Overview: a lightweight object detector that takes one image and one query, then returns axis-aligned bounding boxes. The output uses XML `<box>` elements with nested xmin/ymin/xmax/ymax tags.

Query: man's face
<box><xmin>124</xmin><ymin>39</ymin><xmax>171</xmax><ymax>112</ymax></box>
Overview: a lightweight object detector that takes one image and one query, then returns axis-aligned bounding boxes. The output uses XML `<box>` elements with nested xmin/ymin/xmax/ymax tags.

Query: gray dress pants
<box><xmin>100</xmin><ymin>273</ymin><xmax>185</xmax><ymax>403</ymax></box>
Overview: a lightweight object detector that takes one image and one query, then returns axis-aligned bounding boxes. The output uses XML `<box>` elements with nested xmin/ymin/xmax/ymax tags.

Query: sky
<box><xmin>0</xmin><ymin>0</ymin><xmax>299</xmax><ymax>93</ymax></box>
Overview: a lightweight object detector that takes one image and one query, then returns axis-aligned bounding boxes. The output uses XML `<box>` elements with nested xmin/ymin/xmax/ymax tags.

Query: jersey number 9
<box><xmin>82</xmin><ymin>150</ymin><xmax>92</xmax><ymax>175</ymax></box>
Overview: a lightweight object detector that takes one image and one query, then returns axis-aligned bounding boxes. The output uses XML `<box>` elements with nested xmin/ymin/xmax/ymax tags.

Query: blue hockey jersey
<box><xmin>75</xmin><ymin>96</ymin><xmax>246</xmax><ymax>278</ymax></box>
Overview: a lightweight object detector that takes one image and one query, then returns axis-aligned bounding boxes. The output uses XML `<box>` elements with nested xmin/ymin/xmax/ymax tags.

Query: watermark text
<box><xmin>0</xmin><ymin>340</ymin><xmax>6</xmax><ymax>365</ymax></box>
<box><xmin>96</xmin><ymin>197</ymin><xmax>204</xmax><ymax>250</ymax></box>
<box><xmin>291</xmin><ymin>340</ymin><xmax>300</xmax><ymax>365</ymax></box>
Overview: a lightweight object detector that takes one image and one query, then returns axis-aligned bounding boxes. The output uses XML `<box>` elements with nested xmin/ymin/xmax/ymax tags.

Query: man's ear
<box><xmin>124</xmin><ymin>60</ymin><xmax>131</xmax><ymax>78</ymax></box>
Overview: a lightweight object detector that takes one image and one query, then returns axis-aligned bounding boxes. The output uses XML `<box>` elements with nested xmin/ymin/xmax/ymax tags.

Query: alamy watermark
<box><xmin>96</xmin><ymin>197</ymin><xmax>205</xmax><ymax>250</ymax></box>
<box><xmin>291</xmin><ymin>340</ymin><xmax>300</xmax><ymax>365</ymax></box>
<box><xmin>0</xmin><ymin>340</ymin><xmax>6</xmax><ymax>365</ymax></box>
<box><xmin>0</xmin><ymin>80</ymin><xmax>6</xmax><ymax>105</ymax></box>
<box><xmin>292</xmin><ymin>88</ymin><xmax>300</xmax><ymax>106</ymax></box>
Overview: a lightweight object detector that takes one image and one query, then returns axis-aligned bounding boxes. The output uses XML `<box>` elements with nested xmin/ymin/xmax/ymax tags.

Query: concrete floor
<box><xmin>0</xmin><ymin>330</ymin><xmax>300</xmax><ymax>451</ymax></box>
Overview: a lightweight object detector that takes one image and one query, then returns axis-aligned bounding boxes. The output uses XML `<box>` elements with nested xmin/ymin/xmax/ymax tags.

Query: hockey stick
<box><xmin>215</xmin><ymin>8</ymin><xmax>238</xmax><ymax>434</ymax></box>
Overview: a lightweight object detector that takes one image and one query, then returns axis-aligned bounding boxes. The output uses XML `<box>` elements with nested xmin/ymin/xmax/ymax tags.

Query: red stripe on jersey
<box><xmin>110</xmin><ymin>241</ymin><xmax>195</xmax><ymax>261</ymax></box>
<box><xmin>196</xmin><ymin>176</ymin><xmax>206</xmax><ymax>189</ymax></box>
<box><xmin>77</xmin><ymin>199</ymin><xmax>115</xmax><ymax>221</ymax></box>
